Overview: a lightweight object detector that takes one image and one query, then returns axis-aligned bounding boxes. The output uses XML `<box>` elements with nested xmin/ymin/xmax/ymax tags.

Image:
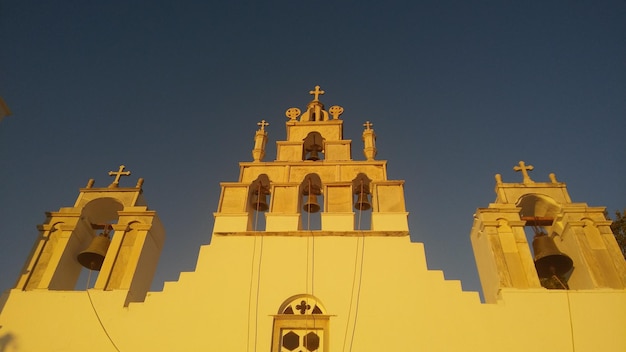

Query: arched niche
<box><xmin>300</xmin><ymin>174</ymin><xmax>323</xmax><ymax>229</ymax></box>
<box><xmin>516</xmin><ymin>194</ymin><xmax>574</xmax><ymax>290</ymax></box>
<box><xmin>248</xmin><ymin>174</ymin><xmax>271</xmax><ymax>231</ymax></box>
<box><xmin>302</xmin><ymin>132</ymin><xmax>325</xmax><ymax>161</ymax></box>
<box><xmin>300</xmin><ymin>174</ymin><xmax>323</xmax><ymax>211</ymax></box>
<box><xmin>74</xmin><ymin>197</ymin><xmax>124</xmax><ymax>290</ymax></box>
<box><xmin>249</xmin><ymin>174</ymin><xmax>271</xmax><ymax>212</ymax></box>
<box><xmin>352</xmin><ymin>173</ymin><xmax>372</xmax><ymax>211</ymax></box>
<box><xmin>352</xmin><ymin>173</ymin><xmax>373</xmax><ymax>230</ymax></box>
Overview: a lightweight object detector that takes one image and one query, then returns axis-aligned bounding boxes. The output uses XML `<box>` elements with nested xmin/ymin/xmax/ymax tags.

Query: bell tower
<box><xmin>210</xmin><ymin>85</ymin><xmax>410</xmax><ymax>352</ymax></box>
<box><xmin>15</xmin><ymin>165</ymin><xmax>165</xmax><ymax>304</ymax></box>
<box><xmin>212</xmin><ymin>85</ymin><xmax>408</xmax><ymax>233</ymax></box>
<box><xmin>470</xmin><ymin>161</ymin><xmax>626</xmax><ymax>303</ymax></box>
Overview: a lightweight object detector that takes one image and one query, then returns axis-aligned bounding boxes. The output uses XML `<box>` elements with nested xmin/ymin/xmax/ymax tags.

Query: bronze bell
<box><xmin>306</xmin><ymin>144</ymin><xmax>322</xmax><ymax>161</ymax></box>
<box><xmin>77</xmin><ymin>233</ymin><xmax>111</xmax><ymax>271</ymax></box>
<box><xmin>251</xmin><ymin>192</ymin><xmax>269</xmax><ymax>212</ymax></box>
<box><xmin>354</xmin><ymin>192</ymin><xmax>371</xmax><ymax>211</ymax></box>
<box><xmin>303</xmin><ymin>193</ymin><xmax>320</xmax><ymax>213</ymax></box>
<box><xmin>307</xmin><ymin>149</ymin><xmax>320</xmax><ymax>161</ymax></box>
<box><xmin>532</xmin><ymin>233</ymin><xmax>573</xmax><ymax>278</ymax></box>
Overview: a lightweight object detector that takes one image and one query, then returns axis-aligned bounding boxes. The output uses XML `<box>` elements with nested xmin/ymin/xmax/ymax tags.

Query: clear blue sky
<box><xmin>1</xmin><ymin>1</ymin><xmax>624</xmax><ymax>297</ymax></box>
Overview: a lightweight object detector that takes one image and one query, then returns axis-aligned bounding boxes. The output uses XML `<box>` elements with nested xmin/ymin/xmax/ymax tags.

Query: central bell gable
<box><xmin>214</xmin><ymin>86</ymin><xmax>407</xmax><ymax>233</ymax></box>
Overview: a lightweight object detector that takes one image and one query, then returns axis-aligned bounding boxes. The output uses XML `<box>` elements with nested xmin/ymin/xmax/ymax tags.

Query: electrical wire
<box><xmin>349</xmin><ymin>233</ymin><xmax>365</xmax><ymax>352</ymax></box>
<box><xmin>305</xmin><ymin>179</ymin><xmax>313</xmax><ymax>344</ymax></box>
<box><xmin>246</xmin><ymin>245</ymin><xmax>255</xmax><ymax>350</ymax></box>
<box><xmin>342</xmin><ymin>234</ymin><xmax>360</xmax><ymax>352</ymax></box>
<box><xmin>254</xmin><ymin>183</ymin><xmax>265</xmax><ymax>352</ymax></box>
<box><xmin>254</xmin><ymin>234</ymin><xmax>264</xmax><ymax>352</ymax></box>
<box><xmin>246</xmin><ymin>238</ymin><xmax>257</xmax><ymax>352</ymax></box>
<box><xmin>566</xmin><ymin>290</ymin><xmax>576</xmax><ymax>351</ymax></box>
<box><xmin>343</xmin><ymin>181</ymin><xmax>366</xmax><ymax>352</ymax></box>
<box><xmin>247</xmin><ymin>182</ymin><xmax>264</xmax><ymax>352</ymax></box>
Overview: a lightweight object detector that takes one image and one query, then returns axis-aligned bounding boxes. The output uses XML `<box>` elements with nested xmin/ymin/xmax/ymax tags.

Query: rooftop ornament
<box><xmin>257</xmin><ymin>119</ymin><xmax>269</xmax><ymax>132</ymax></box>
<box><xmin>309</xmin><ymin>85</ymin><xmax>325</xmax><ymax>102</ymax></box>
<box><xmin>286</xmin><ymin>85</ymin><xmax>343</xmax><ymax>122</ymax></box>
<box><xmin>108</xmin><ymin>165</ymin><xmax>131</xmax><ymax>188</ymax></box>
<box><xmin>513</xmin><ymin>160</ymin><xmax>534</xmax><ymax>184</ymax></box>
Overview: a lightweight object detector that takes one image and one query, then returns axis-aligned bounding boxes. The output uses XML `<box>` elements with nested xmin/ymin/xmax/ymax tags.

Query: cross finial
<box><xmin>363</xmin><ymin>121</ymin><xmax>373</xmax><ymax>130</ymax></box>
<box><xmin>257</xmin><ymin>119</ymin><xmax>269</xmax><ymax>131</ymax></box>
<box><xmin>513</xmin><ymin>161</ymin><xmax>534</xmax><ymax>183</ymax></box>
<box><xmin>309</xmin><ymin>85</ymin><xmax>325</xmax><ymax>101</ymax></box>
<box><xmin>108</xmin><ymin>165</ymin><xmax>131</xmax><ymax>188</ymax></box>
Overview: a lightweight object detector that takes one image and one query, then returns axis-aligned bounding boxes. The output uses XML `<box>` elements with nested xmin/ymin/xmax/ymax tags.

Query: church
<box><xmin>0</xmin><ymin>86</ymin><xmax>624</xmax><ymax>351</ymax></box>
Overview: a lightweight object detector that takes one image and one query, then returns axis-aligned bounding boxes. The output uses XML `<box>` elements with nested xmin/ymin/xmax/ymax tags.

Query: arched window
<box><xmin>271</xmin><ymin>294</ymin><xmax>330</xmax><ymax>352</ymax></box>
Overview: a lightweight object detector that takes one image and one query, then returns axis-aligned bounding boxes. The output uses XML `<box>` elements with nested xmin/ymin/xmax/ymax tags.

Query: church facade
<box><xmin>0</xmin><ymin>87</ymin><xmax>625</xmax><ymax>351</ymax></box>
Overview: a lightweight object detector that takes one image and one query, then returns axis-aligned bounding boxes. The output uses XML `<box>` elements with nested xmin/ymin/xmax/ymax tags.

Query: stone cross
<box><xmin>513</xmin><ymin>161</ymin><xmax>534</xmax><ymax>183</ymax></box>
<box><xmin>257</xmin><ymin>119</ymin><xmax>269</xmax><ymax>131</ymax></box>
<box><xmin>363</xmin><ymin>121</ymin><xmax>374</xmax><ymax>130</ymax></box>
<box><xmin>309</xmin><ymin>85</ymin><xmax>325</xmax><ymax>101</ymax></box>
<box><xmin>108</xmin><ymin>165</ymin><xmax>131</xmax><ymax>188</ymax></box>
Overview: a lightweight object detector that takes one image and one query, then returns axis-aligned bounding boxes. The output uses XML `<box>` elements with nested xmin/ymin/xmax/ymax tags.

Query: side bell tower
<box><xmin>15</xmin><ymin>165</ymin><xmax>165</xmax><ymax>304</ymax></box>
<box><xmin>471</xmin><ymin>161</ymin><xmax>626</xmax><ymax>303</ymax></box>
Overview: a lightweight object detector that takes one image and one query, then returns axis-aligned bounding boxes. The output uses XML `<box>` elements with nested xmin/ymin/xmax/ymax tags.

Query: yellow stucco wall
<box><xmin>1</xmin><ymin>233</ymin><xmax>625</xmax><ymax>351</ymax></box>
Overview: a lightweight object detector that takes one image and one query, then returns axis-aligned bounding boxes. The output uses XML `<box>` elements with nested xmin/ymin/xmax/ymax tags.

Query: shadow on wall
<box><xmin>0</xmin><ymin>333</ymin><xmax>17</xmax><ymax>352</ymax></box>
<box><xmin>0</xmin><ymin>293</ymin><xmax>7</xmax><ymax>314</ymax></box>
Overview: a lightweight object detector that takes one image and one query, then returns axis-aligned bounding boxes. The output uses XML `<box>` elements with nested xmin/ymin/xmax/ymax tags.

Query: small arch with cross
<box><xmin>277</xmin><ymin>294</ymin><xmax>326</xmax><ymax>315</ymax></box>
<box><xmin>271</xmin><ymin>294</ymin><xmax>330</xmax><ymax>352</ymax></box>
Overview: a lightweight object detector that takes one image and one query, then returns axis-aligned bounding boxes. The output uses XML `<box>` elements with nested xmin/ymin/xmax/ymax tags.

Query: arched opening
<box><xmin>74</xmin><ymin>197</ymin><xmax>124</xmax><ymax>290</ymax></box>
<box><xmin>516</xmin><ymin>194</ymin><xmax>573</xmax><ymax>289</ymax></box>
<box><xmin>352</xmin><ymin>173</ymin><xmax>372</xmax><ymax>230</ymax></box>
<box><xmin>300</xmin><ymin>174</ymin><xmax>323</xmax><ymax>230</ymax></box>
<box><xmin>302</xmin><ymin>132</ymin><xmax>325</xmax><ymax>161</ymax></box>
<box><xmin>249</xmin><ymin>174</ymin><xmax>271</xmax><ymax>231</ymax></box>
